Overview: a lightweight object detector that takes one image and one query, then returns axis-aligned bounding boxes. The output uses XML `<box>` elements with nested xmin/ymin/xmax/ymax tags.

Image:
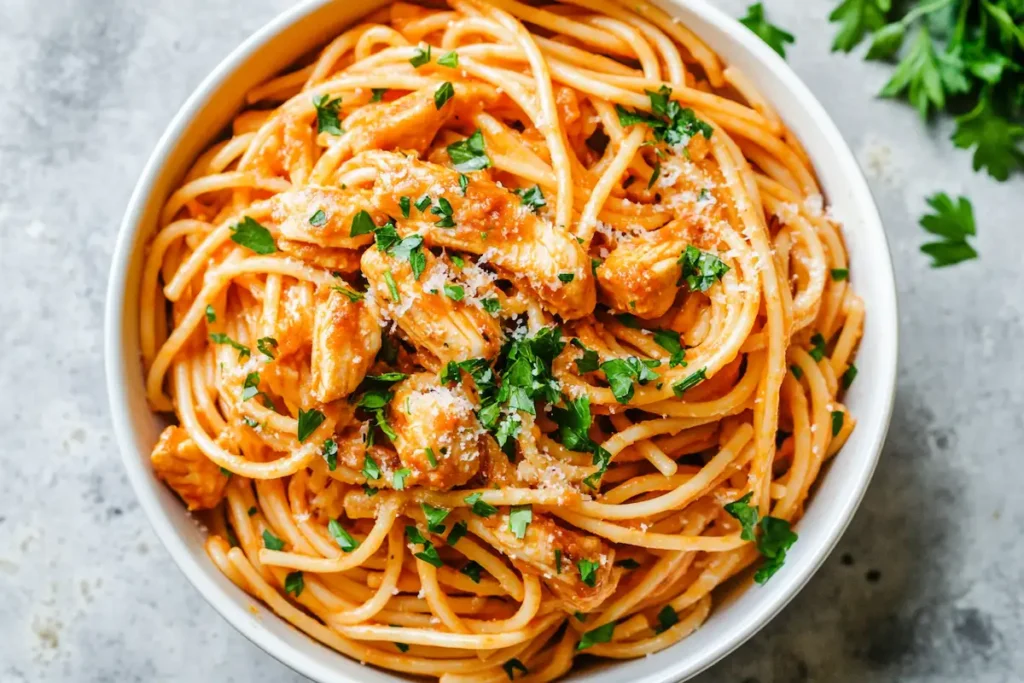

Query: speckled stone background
<box><xmin>2</xmin><ymin>0</ymin><xmax>1023</xmax><ymax>681</ymax></box>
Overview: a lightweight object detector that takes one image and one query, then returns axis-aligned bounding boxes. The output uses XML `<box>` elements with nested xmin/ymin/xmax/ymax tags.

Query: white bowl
<box><xmin>105</xmin><ymin>1</ymin><xmax>899</xmax><ymax>681</ymax></box>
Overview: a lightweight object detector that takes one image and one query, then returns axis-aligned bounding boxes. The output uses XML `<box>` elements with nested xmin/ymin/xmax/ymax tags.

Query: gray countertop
<box><xmin>2</xmin><ymin>1</ymin><xmax>1022</xmax><ymax>681</ymax></box>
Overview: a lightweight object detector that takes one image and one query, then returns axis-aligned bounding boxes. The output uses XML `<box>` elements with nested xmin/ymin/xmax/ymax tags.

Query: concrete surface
<box><xmin>1</xmin><ymin>0</ymin><xmax>1022</xmax><ymax>681</ymax></box>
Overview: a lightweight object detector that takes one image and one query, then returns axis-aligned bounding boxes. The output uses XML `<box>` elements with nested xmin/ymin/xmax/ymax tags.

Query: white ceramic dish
<box><xmin>105</xmin><ymin>1</ymin><xmax>899</xmax><ymax>681</ymax></box>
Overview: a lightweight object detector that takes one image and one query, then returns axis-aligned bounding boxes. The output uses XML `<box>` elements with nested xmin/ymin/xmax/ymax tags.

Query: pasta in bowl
<box><xmin>107</xmin><ymin>0</ymin><xmax>898</xmax><ymax>681</ymax></box>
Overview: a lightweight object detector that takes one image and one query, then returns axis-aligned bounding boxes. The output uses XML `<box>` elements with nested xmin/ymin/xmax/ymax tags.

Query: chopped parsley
<box><xmin>577</xmin><ymin>622</ymin><xmax>615</xmax><ymax>651</ymax></box>
<box><xmin>329</xmin><ymin>519</ymin><xmax>360</xmax><ymax>551</ymax></box>
<box><xmin>284</xmin><ymin>571</ymin><xmax>304</xmax><ymax>597</ymax></box>
<box><xmin>551</xmin><ymin>395</ymin><xmax>611</xmax><ymax>489</ymax></box>
<box><xmin>654</xmin><ymin>605</ymin><xmax>678</xmax><ymax>633</ymax></box>
<box><xmin>443</xmin><ymin>283</ymin><xmax>464</xmax><ymax>300</ymax></box>
<box><xmin>570</xmin><ymin>339</ymin><xmax>600</xmax><ymax>373</ymax></box>
<box><xmin>723</xmin><ymin>492</ymin><xmax>799</xmax><ymax>584</ymax></box>
<box><xmin>434</xmin><ymin>81</ymin><xmax>455</xmax><ymax>109</ymax></box>
<box><xmin>577</xmin><ymin>558</ymin><xmax>599</xmax><ymax>587</ymax></box>
<box><xmin>678</xmin><ymin>245</ymin><xmax>729</xmax><ymax>292</ymax></box>
<box><xmin>331</xmin><ymin>285</ymin><xmax>364</xmax><ymax>302</ymax></box>
<box><xmin>362</xmin><ymin>454</ymin><xmax>381</xmax><ymax>481</ymax></box>
<box><xmin>399</xmin><ymin>196</ymin><xmax>411</xmax><ymax>218</ymax></box>
<box><xmin>312</xmin><ymin>94</ymin><xmax>343</xmax><ymax>135</ymax></box>
<box><xmin>648</xmin><ymin>159</ymin><xmax>661</xmax><ymax>188</ymax></box>
<box><xmin>350</xmin><ymin>210</ymin><xmax>376</xmax><ymax>237</ymax></box>
<box><xmin>241</xmin><ymin>372</ymin><xmax>261</xmax><ymax>401</ymax></box>
<box><xmin>615</xmin><ymin>558</ymin><xmax>641</xmax><ymax>569</ymax></box>
<box><xmin>447</xmin><ymin>520</ymin><xmax>468</xmax><ymax>545</ymax></box>
<box><xmin>600</xmin><ymin>357</ymin><xmax>660</xmax><ymax>403</ymax></box>
<box><xmin>309</xmin><ymin>209</ymin><xmax>327</xmax><ymax>227</ymax></box>
<box><xmin>790</xmin><ymin>364</ymin><xmax>803</xmax><ymax>380</ymax></box>
<box><xmin>652</xmin><ymin>329</ymin><xmax>686</xmax><ymax>367</ymax></box>
<box><xmin>458</xmin><ymin>173</ymin><xmax>469</xmax><ymax>195</ymax></box>
<box><xmin>672</xmin><ymin>367</ymin><xmax>707</xmax><ymax>397</ymax></box>
<box><xmin>229</xmin><ymin>216</ymin><xmax>276</xmax><ymax>254</ymax></box>
<box><xmin>256</xmin><ymin>336</ymin><xmax>278</xmax><ymax>359</ymax></box>
<box><xmin>502</xmin><ymin>659</ymin><xmax>528</xmax><ymax>680</ymax></box>
<box><xmin>383</xmin><ymin>270</ymin><xmax>400</xmax><ymax>302</ymax></box>
<box><xmin>831</xmin><ymin>410</ymin><xmax>845</xmax><ymax>436</ymax></box>
<box><xmin>558</xmin><ymin>273</ymin><xmax>575</xmax><ymax>283</ymax></box>
<box><xmin>262</xmin><ymin>529</ymin><xmax>285</xmax><ymax>551</ymax></box>
<box><xmin>465</xmin><ymin>492</ymin><xmax>497</xmax><ymax>517</ymax></box>
<box><xmin>424</xmin><ymin>447</ymin><xmax>438</xmax><ymax>468</ymax></box>
<box><xmin>808</xmin><ymin>333</ymin><xmax>827</xmax><ymax>362</ymax></box>
<box><xmin>431</xmin><ymin>197</ymin><xmax>455</xmax><ymax>228</ymax></box>
<box><xmin>841</xmin><ymin>363</ymin><xmax>858</xmax><ymax>390</ymax></box>
<box><xmin>209</xmin><ymin>333</ymin><xmax>250</xmax><ymax>359</ymax></box>
<box><xmin>409</xmin><ymin>44</ymin><xmax>431</xmax><ymax>67</ymax></box>
<box><xmin>415</xmin><ymin>194</ymin><xmax>432</xmax><ymax>212</ymax></box>
<box><xmin>481</xmin><ymin>297</ymin><xmax>501</xmax><ymax>315</ymax></box>
<box><xmin>446</xmin><ymin>129</ymin><xmax>492</xmax><ymax>172</ymax></box>
<box><xmin>514</xmin><ymin>185</ymin><xmax>546</xmax><ymax>211</ymax></box>
<box><xmin>322</xmin><ymin>438</ymin><xmax>338</xmax><ymax>471</ymax></box>
<box><xmin>830</xmin><ymin>267</ymin><xmax>849</xmax><ymax>281</ymax></box>
<box><xmin>296</xmin><ymin>408</ymin><xmax>325</xmax><ymax>442</ymax></box>
<box><xmin>616</xmin><ymin>85</ymin><xmax>713</xmax><ymax>149</ymax></box>
<box><xmin>393</xmin><ymin>467</ymin><xmax>412</xmax><ymax>490</ymax></box>
<box><xmin>460</xmin><ymin>560</ymin><xmax>482</xmax><ymax>583</ymax></box>
<box><xmin>205</xmin><ymin>305</ymin><xmax>216</xmax><ymax>323</ymax></box>
<box><xmin>437</xmin><ymin>50</ymin><xmax>459</xmax><ymax>67</ymax></box>
<box><xmin>509</xmin><ymin>505</ymin><xmax>532</xmax><ymax>540</ymax></box>
<box><xmin>370</xmin><ymin>88</ymin><xmax>387</xmax><ymax>103</ymax></box>
<box><xmin>420</xmin><ymin>503</ymin><xmax>450</xmax><ymax>534</ymax></box>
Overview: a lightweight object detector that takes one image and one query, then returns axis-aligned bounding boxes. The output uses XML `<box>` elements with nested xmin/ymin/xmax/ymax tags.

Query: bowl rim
<box><xmin>104</xmin><ymin>1</ymin><xmax>899</xmax><ymax>681</ymax></box>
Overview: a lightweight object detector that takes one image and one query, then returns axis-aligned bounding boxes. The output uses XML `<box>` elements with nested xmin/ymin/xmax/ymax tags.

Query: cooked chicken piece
<box><xmin>360</xmin><ymin>247</ymin><xmax>503</xmax><ymax>363</ymax></box>
<box><xmin>277</xmin><ymin>239</ymin><xmax>361</xmax><ymax>273</ymax></box>
<box><xmin>267</xmin><ymin>185</ymin><xmax>378</xmax><ymax>249</ymax></box>
<box><xmin>344</xmin><ymin>87</ymin><xmax>452</xmax><ymax>156</ymax></box>
<box><xmin>310</xmin><ymin>285</ymin><xmax>381</xmax><ymax>403</ymax></box>
<box><xmin>331</xmin><ymin>426</ymin><xmax>402</xmax><ymax>475</ymax></box>
<box><xmin>474</xmin><ymin>513</ymin><xmax>620</xmax><ymax>613</ymax></box>
<box><xmin>596</xmin><ymin>218</ymin><xmax>696</xmax><ymax>319</ymax></box>
<box><xmin>345</xmin><ymin>150</ymin><xmax>596</xmax><ymax>320</ymax></box>
<box><xmin>387</xmin><ymin>373</ymin><xmax>483</xmax><ymax>490</ymax></box>
<box><xmin>151</xmin><ymin>425</ymin><xmax>228</xmax><ymax>510</ymax></box>
<box><xmin>273</xmin><ymin>280</ymin><xmax>315</xmax><ymax>358</ymax></box>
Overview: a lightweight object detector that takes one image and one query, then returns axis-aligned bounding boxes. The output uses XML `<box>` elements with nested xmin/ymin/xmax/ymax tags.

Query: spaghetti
<box><xmin>141</xmin><ymin>0</ymin><xmax>863</xmax><ymax>680</ymax></box>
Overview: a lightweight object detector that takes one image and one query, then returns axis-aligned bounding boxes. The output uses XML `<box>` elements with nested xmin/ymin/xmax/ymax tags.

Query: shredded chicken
<box><xmin>150</xmin><ymin>425</ymin><xmax>228</xmax><ymax>510</ymax></box>
<box><xmin>360</xmin><ymin>247</ymin><xmax>503</xmax><ymax>363</ymax></box>
<box><xmin>344</xmin><ymin>150</ymin><xmax>596</xmax><ymax>320</ymax></box>
<box><xmin>277</xmin><ymin>239</ymin><xmax>361</xmax><ymax>273</ymax></box>
<box><xmin>267</xmin><ymin>185</ymin><xmax>378</xmax><ymax>249</ymax></box>
<box><xmin>310</xmin><ymin>285</ymin><xmax>381</xmax><ymax>403</ymax></box>
<box><xmin>596</xmin><ymin>218</ymin><xmax>697</xmax><ymax>318</ymax></box>
<box><xmin>273</xmin><ymin>280</ymin><xmax>315</xmax><ymax>358</ymax></box>
<box><xmin>474</xmin><ymin>513</ymin><xmax>620</xmax><ymax>613</ymax></box>
<box><xmin>387</xmin><ymin>373</ymin><xmax>483</xmax><ymax>490</ymax></box>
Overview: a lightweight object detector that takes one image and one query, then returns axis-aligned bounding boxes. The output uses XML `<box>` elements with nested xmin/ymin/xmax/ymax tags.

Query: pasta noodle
<box><xmin>140</xmin><ymin>1</ymin><xmax>863</xmax><ymax>680</ymax></box>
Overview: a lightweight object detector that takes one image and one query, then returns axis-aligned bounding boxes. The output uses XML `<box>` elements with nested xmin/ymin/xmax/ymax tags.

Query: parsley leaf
<box><xmin>919</xmin><ymin>191</ymin><xmax>980</xmax><ymax>266</ymax></box>
<box><xmin>740</xmin><ymin>3</ymin><xmax>795</xmax><ymax>57</ymax></box>
<box><xmin>447</xmin><ymin>520</ymin><xmax>468</xmax><ymax>545</ymax></box>
<box><xmin>328</xmin><ymin>519</ymin><xmax>360</xmax><ymax>551</ymax></box>
<box><xmin>284</xmin><ymin>571</ymin><xmax>304</xmax><ymax>597</ymax></box>
<box><xmin>322</xmin><ymin>438</ymin><xmax>338</xmax><ymax>471</ymax></box>
<box><xmin>262</xmin><ymin>529</ymin><xmax>285</xmax><ymax>551</ymax></box>
<box><xmin>577</xmin><ymin>623</ymin><xmax>615</xmax><ymax>651</ymax></box>
<box><xmin>309</xmin><ymin>209</ymin><xmax>327</xmax><ymax>227</ymax></box>
<box><xmin>430</xmin><ymin>197</ymin><xmax>456</xmax><ymax>228</ymax></box>
<box><xmin>399</xmin><ymin>196</ymin><xmax>411</xmax><ymax>219</ymax></box>
<box><xmin>600</xmin><ymin>357</ymin><xmax>660</xmax><ymax>403</ymax></box>
<box><xmin>828</xmin><ymin>0</ymin><xmax>890</xmax><ymax>53</ymax></box>
<box><xmin>570</xmin><ymin>339</ymin><xmax>600</xmax><ymax>373</ymax></box>
<box><xmin>312</xmin><ymin>94</ymin><xmax>343</xmax><ymax>135</ymax></box>
<box><xmin>257</xmin><ymin>336</ymin><xmax>278</xmax><ymax>359</ymax></box>
<box><xmin>205</xmin><ymin>305</ymin><xmax>216</xmax><ymax>323</ymax></box>
<box><xmin>438</xmin><ymin>50</ymin><xmax>459</xmax><ymax>67</ymax></box>
<box><xmin>832</xmin><ymin>410</ymin><xmax>845</xmax><ymax>436</ymax></box>
<box><xmin>514</xmin><ymin>185</ymin><xmax>546</xmax><ymax>211</ymax></box>
<box><xmin>460</xmin><ymin>560</ymin><xmax>482</xmax><ymax>583</ymax></box>
<box><xmin>678</xmin><ymin>245</ymin><xmax>729</xmax><ymax>292</ymax></box>
<box><xmin>654</xmin><ymin>605</ymin><xmax>679</xmax><ymax>634</ymax></box>
<box><xmin>389</xmin><ymin>234</ymin><xmax>427</xmax><ymax>279</ymax></box>
<box><xmin>409</xmin><ymin>44</ymin><xmax>431</xmax><ymax>68</ymax></box>
<box><xmin>443</xmin><ymin>283</ymin><xmax>464</xmax><ymax>300</ymax></box>
<box><xmin>350</xmin><ymin>210</ymin><xmax>376</xmax><ymax>237</ymax></box>
<box><xmin>393</xmin><ymin>467</ymin><xmax>411</xmax><ymax>490</ymax></box>
<box><xmin>434</xmin><ymin>81</ymin><xmax>455</xmax><ymax>110</ymax></box>
<box><xmin>370</xmin><ymin>88</ymin><xmax>387</xmax><ymax>103</ymax></box>
<box><xmin>509</xmin><ymin>505</ymin><xmax>532</xmax><ymax>539</ymax></box>
<box><xmin>842</xmin><ymin>363</ymin><xmax>858</xmax><ymax>390</ymax></box>
<box><xmin>446</xmin><ymin>130</ymin><xmax>492</xmax><ymax>172</ymax></box>
<box><xmin>672</xmin><ymin>367</ymin><xmax>707</xmax><ymax>397</ymax></box>
<box><xmin>754</xmin><ymin>516</ymin><xmax>798</xmax><ymax>584</ymax></box>
<box><xmin>296</xmin><ymin>408</ymin><xmax>325</xmax><ymax>442</ymax></box>
<box><xmin>652</xmin><ymin>329</ymin><xmax>687</xmax><ymax>367</ymax></box>
<box><xmin>502</xmin><ymin>658</ymin><xmax>528</xmax><ymax>680</ymax></box>
<box><xmin>952</xmin><ymin>94</ymin><xmax>1024</xmax><ymax>181</ymax></box>
<box><xmin>465</xmin><ymin>492</ymin><xmax>498</xmax><ymax>517</ymax></box>
<box><xmin>362</xmin><ymin>454</ymin><xmax>381</xmax><ymax>481</ymax></box>
<box><xmin>420</xmin><ymin>503</ymin><xmax>451</xmax><ymax>534</ymax></box>
<box><xmin>577</xmin><ymin>558</ymin><xmax>599</xmax><ymax>587</ymax></box>
<box><xmin>210</xmin><ymin>333</ymin><xmax>250</xmax><ymax>359</ymax></box>
<box><xmin>481</xmin><ymin>297</ymin><xmax>501</xmax><ymax>315</ymax></box>
<box><xmin>230</xmin><ymin>216</ymin><xmax>276</xmax><ymax>254</ymax></box>
<box><xmin>724</xmin><ymin>492</ymin><xmax>759</xmax><ymax>542</ymax></box>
